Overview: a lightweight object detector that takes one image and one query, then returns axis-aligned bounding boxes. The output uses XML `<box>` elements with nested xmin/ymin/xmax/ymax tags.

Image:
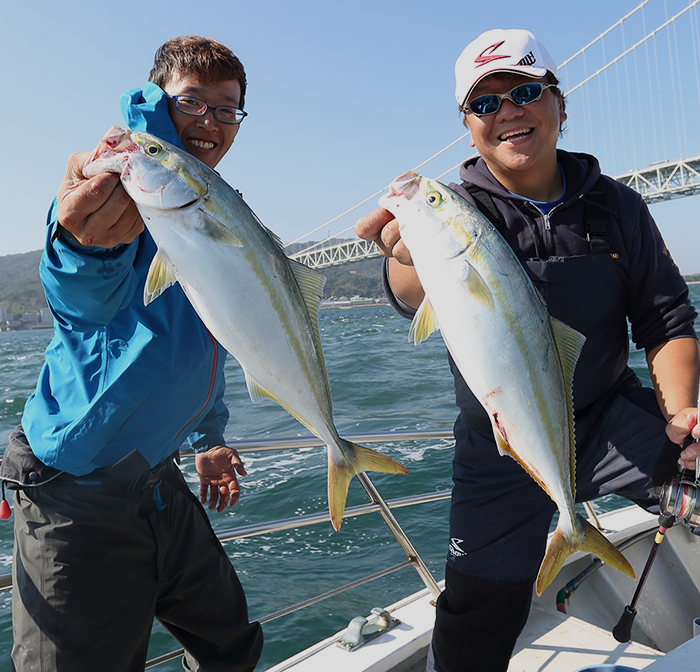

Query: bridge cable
<box><xmin>290</xmin><ymin>0</ymin><xmax>699</xmax><ymax>257</ymax></box>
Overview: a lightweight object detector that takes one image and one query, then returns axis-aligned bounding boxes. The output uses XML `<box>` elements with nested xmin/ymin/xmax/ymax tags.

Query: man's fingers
<box><xmin>62</xmin><ymin>181</ymin><xmax>143</xmax><ymax>248</ymax></box>
<box><xmin>217</xmin><ymin>485</ymin><xmax>231</xmax><ymax>512</ymax></box>
<box><xmin>355</xmin><ymin>208</ymin><xmax>414</xmax><ymax>265</ymax></box>
<box><xmin>56</xmin><ymin>145</ymin><xmax>144</xmax><ymax>248</ymax></box>
<box><xmin>58</xmin><ymin>172</ymin><xmax>122</xmax><ymax>227</ymax></box>
<box><xmin>227</xmin><ymin>477</ymin><xmax>241</xmax><ymax>508</ymax></box>
<box><xmin>81</xmin><ymin>200</ymin><xmax>144</xmax><ymax>248</ymax></box>
<box><xmin>355</xmin><ymin>208</ymin><xmax>396</xmax><ymax>245</ymax></box>
<box><xmin>62</xmin><ymin>151</ymin><xmax>93</xmax><ymax>185</ymax></box>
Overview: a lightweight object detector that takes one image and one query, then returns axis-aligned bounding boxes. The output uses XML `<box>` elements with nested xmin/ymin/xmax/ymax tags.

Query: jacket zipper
<box><xmin>532</xmin><ymin>201</ymin><xmax>565</xmax><ymax>257</ymax></box>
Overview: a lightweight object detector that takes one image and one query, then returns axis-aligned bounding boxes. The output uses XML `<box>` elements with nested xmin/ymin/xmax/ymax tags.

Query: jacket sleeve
<box><xmin>187</xmin><ymin>362</ymin><xmax>229</xmax><ymax>452</ymax></box>
<box><xmin>40</xmin><ymin>199</ymin><xmax>141</xmax><ymax>333</ymax></box>
<box><xmin>616</xmin><ymin>186</ymin><xmax>697</xmax><ymax>352</ymax></box>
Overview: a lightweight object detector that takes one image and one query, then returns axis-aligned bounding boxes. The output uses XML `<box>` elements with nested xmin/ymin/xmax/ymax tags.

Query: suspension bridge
<box><xmin>287</xmin><ymin>0</ymin><xmax>700</xmax><ymax>270</ymax></box>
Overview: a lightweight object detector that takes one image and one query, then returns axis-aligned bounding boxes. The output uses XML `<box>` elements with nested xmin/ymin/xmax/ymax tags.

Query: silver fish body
<box><xmin>83</xmin><ymin>127</ymin><xmax>406</xmax><ymax>529</ymax></box>
<box><xmin>379</xmin><ymin>171</ymin><xmax>634</xmax><ymax>594</ymax></box>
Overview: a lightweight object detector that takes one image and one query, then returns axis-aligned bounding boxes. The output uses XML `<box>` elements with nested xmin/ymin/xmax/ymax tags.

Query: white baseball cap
<box><xmin>455</xmin><ymin>29</ymin><xmax>558</xmax><ymax>108</ymax></box>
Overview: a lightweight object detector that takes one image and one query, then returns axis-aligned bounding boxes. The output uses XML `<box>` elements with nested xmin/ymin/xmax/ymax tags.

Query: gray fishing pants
<box><xmin>7</xmin><ymin>428</ymin><xmax>263</xmax><ymax>672</ymax></box>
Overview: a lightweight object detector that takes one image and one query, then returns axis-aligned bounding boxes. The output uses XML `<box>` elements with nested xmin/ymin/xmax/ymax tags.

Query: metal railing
<box><xmin>0</xmin><ymin>429</ymin><xmax>455</xmax><ymax>668</ymax></box>
<box><xmin>0</xmin><ymin>427</ymin><xmax>612</xmax><ymax>668</ymax></box>
<box><xmin>147</xmin><ymin>428</ymin><xmax>453</xmax><ymax>667</ymax></box>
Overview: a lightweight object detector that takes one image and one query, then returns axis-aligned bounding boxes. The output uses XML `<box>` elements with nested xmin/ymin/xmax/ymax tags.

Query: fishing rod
<box><xmin>613</xmin><ymin>379</ymin><xmax>700</xmax><ymax>643</ymax></box>
<box><xmin>612</xmin><ymin>455</ymin><xmax>700</xmax><ymax>643</ymax></box>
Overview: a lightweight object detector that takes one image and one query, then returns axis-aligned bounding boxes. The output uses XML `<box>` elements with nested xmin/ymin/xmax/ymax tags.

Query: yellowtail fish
<box><xmin>379</xmin><ymin>171</ymin><xmax>634</xmax><ymax>594</ymax></box>
<box><xmin>83</xmin><ymin>126</ymin><xmax>407</xmax><ymax>530</ymax></box>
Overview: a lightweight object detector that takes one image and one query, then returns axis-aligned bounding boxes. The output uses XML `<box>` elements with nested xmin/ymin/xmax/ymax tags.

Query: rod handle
<box><xmin>612</xmin><ymin>605</ymin><xmax>636</xmax><ymax>642</ymax></box>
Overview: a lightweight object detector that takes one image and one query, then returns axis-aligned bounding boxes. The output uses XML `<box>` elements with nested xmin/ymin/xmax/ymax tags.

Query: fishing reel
<box><xmin>657</xmin><ymin>457</ymin><xmax>700</xmax><ymax>533</ymax></box>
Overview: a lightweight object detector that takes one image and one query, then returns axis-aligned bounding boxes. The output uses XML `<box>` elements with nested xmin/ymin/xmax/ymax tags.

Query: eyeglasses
<box><xmin>167</xmin><ymin>95</ymin><xmax>248</xmax><ymax>124</ymax></box>
<box><xmin>462</xmin><ymin>83</ymin><xmax>557</xmax><ymax>117</ymax></box>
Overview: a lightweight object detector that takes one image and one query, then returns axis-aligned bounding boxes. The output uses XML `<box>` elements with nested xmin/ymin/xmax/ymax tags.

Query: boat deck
<box><xmin>265</xmin><ymin>584</ymin><xmax>664</xmax><ymax>672</ymax></box>
<box><xmin>267</xmin><ymin>506</ymin><xmax>700</xmax><ymax>672</ymax></box>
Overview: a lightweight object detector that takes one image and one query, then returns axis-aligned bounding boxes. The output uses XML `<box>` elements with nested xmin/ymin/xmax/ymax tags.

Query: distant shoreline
<box><xmin>320</xmin><ymin>299</ymin><xmax>389</xmax><ymax>310</ymax></box>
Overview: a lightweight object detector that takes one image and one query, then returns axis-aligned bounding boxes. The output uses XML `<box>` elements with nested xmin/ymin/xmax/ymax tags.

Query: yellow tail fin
<box><xmin>536</xmin><ymin>512</ymin><xmax>635</xmax><ymax>596</ymax></box>
<box><xmin>327</xmin><ymin>441</ymin><xmax>408</xmax><ymax>531</ymax></box>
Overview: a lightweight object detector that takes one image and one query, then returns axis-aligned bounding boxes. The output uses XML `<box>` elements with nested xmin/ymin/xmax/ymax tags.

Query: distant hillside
<box><xmin>3</xmin><ymin>245</ymin><xmax>698</xmax><ymax>318</ymax></box>
<box><xmin>0</xmin><ymin>242</ymin><xmax>384</xmax><ymax>317</ymax></box>
<box><xmin>285</xmin><ymin>239</ymin><xmax>384</xmax><ymax>299</ymax></box>
<box><xmin>0</xmin><ymin>250</ymin><xmax>46</xmax><ymax>315</ymax></box>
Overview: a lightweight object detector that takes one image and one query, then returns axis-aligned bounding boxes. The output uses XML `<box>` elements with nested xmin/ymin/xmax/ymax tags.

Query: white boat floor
<box><xmin>507</xmin><ymin>602</ymin><xmax>661</xmax><ymax>671</ymax></box>
<box><xmin>266</xmin><ymin>587</ymin><xmax>662</xmax><ymax>672</ymax></box>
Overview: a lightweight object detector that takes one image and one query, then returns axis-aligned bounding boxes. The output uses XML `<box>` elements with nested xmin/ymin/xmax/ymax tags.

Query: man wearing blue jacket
<box><xmin>356</xmin><ymin>28</ymin><xmax>699</xmax><ymax>672</ymax></box>
<box><xmin>2</xmin><ymin>36</ymin><xmax>263</xmax><ymax>671</ymax></box>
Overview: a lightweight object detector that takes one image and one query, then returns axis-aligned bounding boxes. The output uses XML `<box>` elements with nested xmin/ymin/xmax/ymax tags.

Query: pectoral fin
<box><xmin>409</xmin><ymin>297</ymin><xmax>439</xmax><ymax>345</ymax></box>
<box><xmin>197</xmin><ymin>209</ymin><xmax>243</xmax><ymax>247</ymax></box>
<box><xmin>144</xmin><ymin>249</ymin><xmax>178</xmax><ymax>305</ymax></box>
<box><xmin>461</xmin><ymin>263</ymin><xmax>494</xmax><ymax>311</ymax></box>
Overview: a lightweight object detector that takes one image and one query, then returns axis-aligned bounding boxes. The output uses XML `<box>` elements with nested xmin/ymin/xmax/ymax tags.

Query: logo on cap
<box><xmin>517</xmin><ymin>51</ymin><xmax>536</xmax><ymax>66</ymax></box>
<box><xmin>475</xmin><ymin>41</ymin><xmax>510</xmax><ymax>67</ymax></box>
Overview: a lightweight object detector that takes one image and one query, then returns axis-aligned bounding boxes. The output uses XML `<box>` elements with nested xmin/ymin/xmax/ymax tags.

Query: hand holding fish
<box><xmin>355</xmin><ymin>207</ymin><xmax>426</xmax><ymax>309</ymax></box>
<box><xmin>83</xmin><ymin>127</ymin><xmax>408</xmax><ymax>529</ymax></box>
<box><xmin>355</xmin><ymin>207</ymin><xmax>412</xmax><ymax>263</ymax></box>
<box><xmin>57</xmin><ymin>150</ymin><xmax>143</xmax><ymax>248</ymax></box>
<box><xmin>195</xmin><ymin>446</ymin><xmax>248</xmax><ymax>512</ymax></box>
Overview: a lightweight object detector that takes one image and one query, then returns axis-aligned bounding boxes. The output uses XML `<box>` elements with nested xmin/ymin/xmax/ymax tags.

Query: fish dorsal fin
<box><xmin>287</xmin><ymin>257</ymin><xmax>333</xmax><ymax>410</ymax></box>
<box><xmin>409</xmin><ymin>296</ymin><xmax>439</xmax><ymax>345</ymax></box>
<box><xmin>550</xmin><ymin>316</ymin><xmax>586</xmax><ymax>489</ymax></box>
<box><xmin>551</xmin><ymin>317</ymin><xmax>586</xmax><ymax>385</ymax></box>
<box><xmin>461</xmin><ymin>262</ymin><xmax>495</xmax><ymax>311</ymax></box>
<box><xmin>288</xmin><ymin>258</ymin><xmax>327</xmax><ymax>350</ymax></box>
<box><xmin>197</xmin><ymin>209</ymin><xmax>243</xmax><ymax>247</ymax></box>
<box><xmin>264</xmin><ymin>225</ymin><xmax>285</xmax><ymax>250</ymax></box>
<box><xmin>144</xmin><ymin>249</ymin><xmax>178</xmax><ymax>306</ymax></box>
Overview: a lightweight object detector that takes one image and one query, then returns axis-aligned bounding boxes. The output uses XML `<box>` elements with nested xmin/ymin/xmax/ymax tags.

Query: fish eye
<box><xmin>145</xmin><ymin>143</ymin><xmax>162</xmax><ymax>156</ymax></box>
<box><xmin>427</xmin><ymin>191</ymin><xmax>442</xmax><ymax>206</ymax></box>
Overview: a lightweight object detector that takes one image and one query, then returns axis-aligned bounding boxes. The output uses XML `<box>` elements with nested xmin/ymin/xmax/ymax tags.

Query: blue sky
<box><xmin>2</xmin><ymin>0</ymin><xmax>699</xmax><ymax>273</ymax></box>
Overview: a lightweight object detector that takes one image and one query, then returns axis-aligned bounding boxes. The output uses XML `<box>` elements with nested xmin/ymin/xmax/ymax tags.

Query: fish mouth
<box><xmin>388</xmin><ymin>171</ymin><xmax>421</xmax><ymax>198</ymax></box>
<box><xmin>83</xmin><ymin>126</ymin><xmax>140</xmax><ymax>178</ymax></box>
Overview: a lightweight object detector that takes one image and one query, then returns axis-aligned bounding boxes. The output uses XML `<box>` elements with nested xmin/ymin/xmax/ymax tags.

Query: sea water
<box><xmin>0</xmin><ymin>287</ymin><xmax>697</xmax><ymax>670</ymax></box>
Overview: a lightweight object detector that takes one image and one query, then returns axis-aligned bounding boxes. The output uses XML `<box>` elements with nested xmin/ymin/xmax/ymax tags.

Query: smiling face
<box><xmin>164</xmin><ymin>74</ymin><xmax>242</xmax><ymax>170</ymax></box>
<box><xmin>463</xmin><ymin>73</ymin><xmax>566</xmax><ymax>201</ymax></box>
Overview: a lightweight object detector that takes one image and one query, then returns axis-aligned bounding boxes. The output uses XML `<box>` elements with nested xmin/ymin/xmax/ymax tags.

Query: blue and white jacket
<box><xmin>21</xmin><ymin>83</ymin><xmax>229</xmax><ymax>475</ymax></box>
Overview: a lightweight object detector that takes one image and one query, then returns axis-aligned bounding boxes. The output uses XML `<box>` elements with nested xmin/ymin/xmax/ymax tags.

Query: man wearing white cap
<box><xmin>356</xmin><ymin>28</ymin><xmax>699</xmax><ymax>672</ymax></box>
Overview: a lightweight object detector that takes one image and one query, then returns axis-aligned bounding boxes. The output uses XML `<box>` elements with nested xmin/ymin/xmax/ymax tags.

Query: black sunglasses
<box><xmin>463</xmin><ymin>83</ymin><xmax>557</xmax><ymax>117</ymax></box>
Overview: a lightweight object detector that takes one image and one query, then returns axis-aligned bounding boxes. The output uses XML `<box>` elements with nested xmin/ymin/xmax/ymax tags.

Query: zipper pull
<box><xmin>543</xmin><ymin>212</ymin><xmax>551</xmax><ymax>231</ymax></box>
